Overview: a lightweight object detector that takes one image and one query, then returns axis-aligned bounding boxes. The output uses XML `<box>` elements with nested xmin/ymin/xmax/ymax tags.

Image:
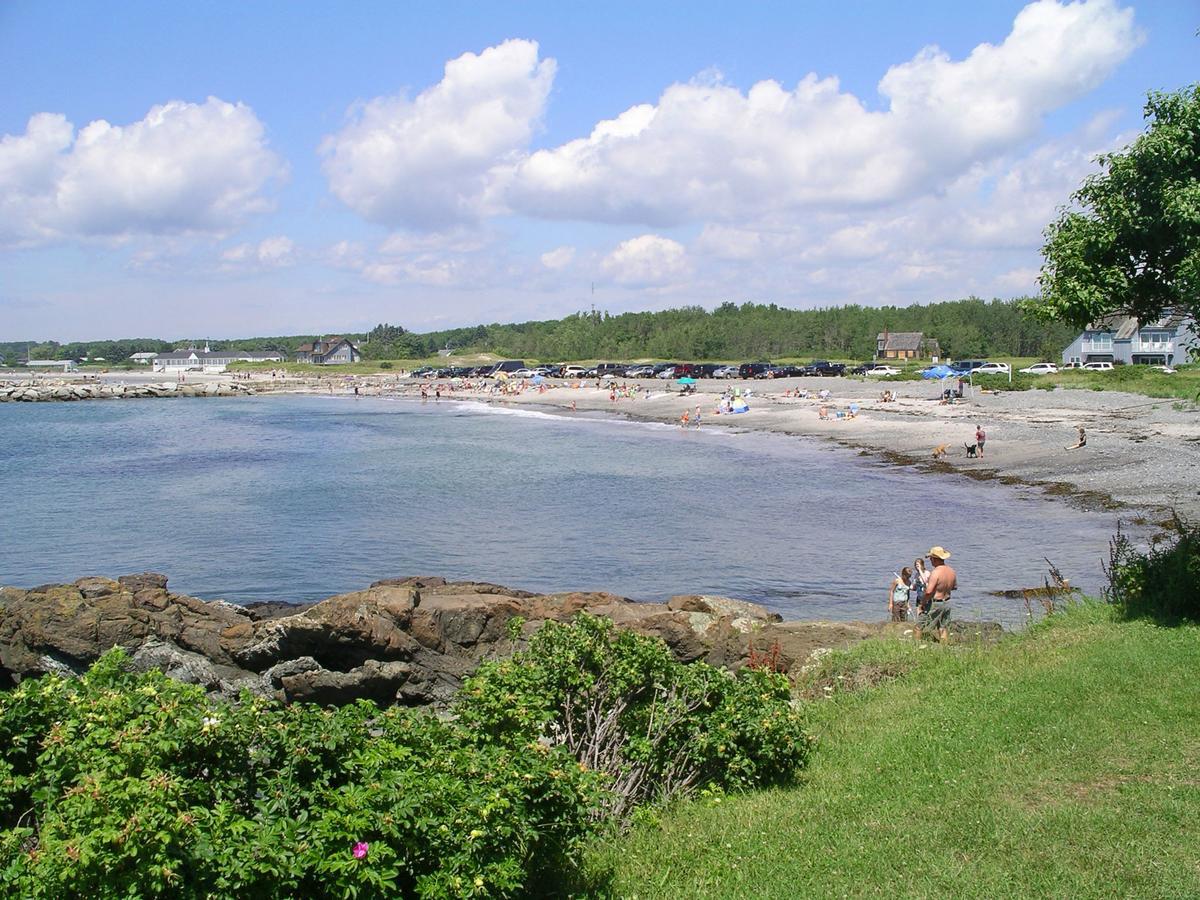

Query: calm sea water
<box><xmin>0</xmin><ymin>395</ymin><xmax>1131</xmax><ymax>623</ymax></box>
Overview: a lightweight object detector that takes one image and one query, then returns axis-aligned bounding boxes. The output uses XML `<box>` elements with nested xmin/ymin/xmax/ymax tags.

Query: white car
<box><xmin>713</xmin><ymin>365</ymin><xmax>740</xmax><ymax>379</ymax></box>
<box><xmin>1150</xmin><ymin>365</ymin><xmax>1177</xmax><ymax>374</ymax></box>
<box><xmin>1082</xmin><ymin>361</ymin><xmax>1114</xmax><ymax>371</ymax></box>
<box><xmin>655</xmin><ymin>367</ymin><xmax>676</xmax><ymax>379</ymax></box>
<box><xmin>561</xmin><ymin>365</ymin><xmax>586</xmax><ymax>378</ymax></box>
<box><xmin>970</xmin><ymin>362</ymin><xmax>1011</xmax><ymax>376</ymax></box>
<box><xmin>1019</xmin><ymin>362</ymin><xmax>1059</xmax><ymax>375</ymax></box>
<box><xmin>512</xmin><ymin>368</ymin><xmax>537</xmax><ymax>378</ymax></box>
<box><xmin>864</xmin><ymin>365</ymin><xmax>901</xmax><ymax>377</ymax></box>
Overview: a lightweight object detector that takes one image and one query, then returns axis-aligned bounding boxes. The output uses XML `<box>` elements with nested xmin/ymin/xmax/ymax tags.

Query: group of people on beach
<box><xmin>887</xmin><ymin>546</ymin><xmax>958</xmax><ymax>642</ymax></box>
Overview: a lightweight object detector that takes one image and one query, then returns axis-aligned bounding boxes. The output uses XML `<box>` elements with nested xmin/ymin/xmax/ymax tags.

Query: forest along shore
<box><xmin>378</xmin><ymin>376</ymin><xmax>1200</xmax><ymax>521</ymax></box>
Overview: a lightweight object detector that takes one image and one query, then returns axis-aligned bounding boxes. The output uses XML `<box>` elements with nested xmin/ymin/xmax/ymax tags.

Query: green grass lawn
<box><xmin>587</xmin><ymin>604</ymin><xmax>1200</xmax><ymax>898</ymax></box>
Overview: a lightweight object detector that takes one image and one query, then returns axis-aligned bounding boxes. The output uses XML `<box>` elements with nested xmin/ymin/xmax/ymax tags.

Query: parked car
<box><xmin>1082</xmin><ymin>361</ymin><xmax>1114</xmax><ymax>371</ymax></box>
<box><xmin>713</xmin><ymin>365</ymin><xmax>740</xmax><ymax>379</ymax></box>
<box><xmin>969</xmin><ymin>362</ymin><xmax>1011</xmax><ymax>376</ymax></box>
<box><xmin>755</xmin><ymin>366</ymin><xmax>786</xmax><ymax>379</ymax></box>
<box><xmin>850</xmin><ymin>362</ymin><xmax>878</xmax><ymax>375</ymax></box>
<box><xmin>512</xmin><ymin>368</ymin><xmax>537</xmax><ymax>379</ymax></box>
<box><xmin>738</xmin><ymin>362</ymin><xmax>773</xmax><ymax>379</ymax></box>
<box><xmin>1061</xmin><ymin>361</ymin><xmax>1083</xmax><ymax>370</ymax></box>
<box><xmin>693</xmin><ymin>364</ymin><xmax>721</xmax><ymax>379</ymax></box>
<box><xmin>655</xmin><ymin>366</ymin><xmax>677</xmax><ymax>379</ymax></box>
<box><xmin>625</xmin><ymin>365</ymin><xmax>655</xmax><ymax>378</ymax></box>
<box><xmin>801</xmin><ymin>360</ymin><xmax>846</xmax><ymax>377</ymax></box>
<box><xmin>561</xmin><ymin>365</ymin><xmax>586</xmax><ymax>379</ymax></box>
<box><xmin>1019</xmin><ymin>362</ymin><xmax>1059</xmax><ymax>375</ymax></box>
<box><xmin>1150</xmin><ymin>365</ymin><xmax>1177</xmax><ymax>374</ymax></box>
<box><xmin>863</xmin><ymin>365</ymin><xmax>902</xmax><ymax>377</ymax></box>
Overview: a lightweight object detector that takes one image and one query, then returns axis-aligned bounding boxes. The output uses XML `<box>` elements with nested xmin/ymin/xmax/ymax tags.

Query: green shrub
<box><xmin>1105</xmin><ymin>515</ymin><xmax>1200</xmax><ymax>623</ymax></box>
<box><xmin>0</xmin><ymin>616</ymin><xmax>812</xmax><ymax>896</ymax></box>
<box><xmin>971</xmin><ymin>372</ymin><xmax>1036</xmax><ymax>391</ymax></box>
<box><xmin>454</xmin><ymin>614</ymin><xmax>811</xmax><ymax>822</ymax></box>
<box><xmin>0</xmin><ymin>651</ymin><xmax>604</xmax><ymax>898</ymax></box>
<box><xmin>378</xmin><ymin>361</ymin><xmax>393</xmax><ymax>369</ymax></box>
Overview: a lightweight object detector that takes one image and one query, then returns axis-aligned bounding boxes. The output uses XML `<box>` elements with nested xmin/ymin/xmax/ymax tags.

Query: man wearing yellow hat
<box><xmin>915</xmin><ymin>546</ymin><xmax>957</xmax><ymax>643</ymax></box>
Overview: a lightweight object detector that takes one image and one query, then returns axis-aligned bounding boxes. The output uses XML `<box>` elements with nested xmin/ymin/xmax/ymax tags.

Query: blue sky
<box><xmin>0</xmin><ymin>1</ymin><xmax>1195</xmax><ymax>341</ymax></box>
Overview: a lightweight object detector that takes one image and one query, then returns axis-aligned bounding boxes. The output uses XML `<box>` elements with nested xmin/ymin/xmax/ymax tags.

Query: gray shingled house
<box><xmin>1060</xmin><ymin>312</ymin><xmax>1198</xmax><ymax>367</ymax></box>
<box><xmin>294</xmin><ymin>336</ymin><xmax>361</xmax><ymax>365</ymax></box>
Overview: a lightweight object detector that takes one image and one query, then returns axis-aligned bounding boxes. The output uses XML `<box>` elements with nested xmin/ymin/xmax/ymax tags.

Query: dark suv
<box><xmin>801</xmin><ymin>360</ymin><xmax>846</xmax><ymax>377</ymax></box>
<box><xmin>738</xmin><ymin>362</ymin><xmax>773</xmax><ymax>378</ymax></box>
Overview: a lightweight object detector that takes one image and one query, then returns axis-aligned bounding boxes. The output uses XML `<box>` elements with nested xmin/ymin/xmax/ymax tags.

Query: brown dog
<box><xmin>931</xmin><ymin>443</ymin><xmax>949</xmax><ymax>459</ymax></box>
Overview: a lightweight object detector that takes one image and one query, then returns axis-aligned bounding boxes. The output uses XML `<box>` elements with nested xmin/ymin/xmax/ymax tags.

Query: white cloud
<box><xmin>0</xmin><ymin>98</ymin><xmax>284</xmax><ymax>246</ymax></box>
<box><xmin>540</xmin><ymin>245</ymin><xmax>575</xmax><ymax>269</ymax></box>
<box><xmin>221</xmin><ymin>235</ymin><xmax>295</xmax><ymax>269</ymax></box>
<box><xmin>504</xmin><ymin>0</ymin><xmax>1138</xmax><ymax>225</ymax></box>
<box><xmin>602</xmin><ymin>234</ymin><xmax>689</xmax><ymax>286</ymax></box>
<box><xmin>321</xmin><ymin>39</ymin><xmax>555</xmax><ymax>230</ymax></box>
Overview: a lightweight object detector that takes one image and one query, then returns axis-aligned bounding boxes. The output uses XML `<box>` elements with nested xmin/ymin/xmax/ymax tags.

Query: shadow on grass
<box><xmin>1105</xmin><ymin>513</ymin><xmax>1200</xmax><ymax>625</ymax></box>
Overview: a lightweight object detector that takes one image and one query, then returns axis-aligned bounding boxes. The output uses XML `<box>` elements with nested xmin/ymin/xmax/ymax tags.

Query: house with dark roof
<box><xmin>875</xmin><ymin>331</ymin><xmax>940</xmax><ymax>360</ymax></box>
<box><xmin>1061</xmin><ymin>311</ymin><xmax>1198</xmax><ymax>367</ymax></box>
<box><xmin>294</xmin><ymin>336</ymin><xmax>361</xmax><ymax>365</ymax></box>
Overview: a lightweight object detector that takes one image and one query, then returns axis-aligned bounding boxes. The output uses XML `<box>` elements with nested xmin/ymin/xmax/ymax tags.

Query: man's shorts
<box><xmin>918</xmin><ymin>600</ymin><xmax>951</xmax><ymax>629</ymax></box>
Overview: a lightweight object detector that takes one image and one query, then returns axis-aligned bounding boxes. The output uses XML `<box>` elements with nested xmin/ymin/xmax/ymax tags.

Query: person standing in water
<box><xmin>915</xmin><ymin>547</ymin><xmax>957</xmax><ymax>643</ymax></box>
<box><xmin>888</xmin><ymin>568</ymin><xmax>912</xmax><ymax>622</ymax></box>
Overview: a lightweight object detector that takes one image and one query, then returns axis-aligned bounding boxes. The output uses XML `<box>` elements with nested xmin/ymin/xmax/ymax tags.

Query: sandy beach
<box><xmin>361</xmin><ymin>374</ymin><xmax>1200</xmax><ymax>521</ymax></box>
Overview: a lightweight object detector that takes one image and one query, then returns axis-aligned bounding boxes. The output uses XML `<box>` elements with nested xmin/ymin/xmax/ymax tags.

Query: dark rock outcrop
<box><xmin>0</xmin><ymin>574</ymin><xmax>895</xmax><ymax>707</ymax></box>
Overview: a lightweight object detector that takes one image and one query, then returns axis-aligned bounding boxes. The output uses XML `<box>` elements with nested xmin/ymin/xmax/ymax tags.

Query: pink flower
<box><xmin>352</xmin><ymin>842</ymin><xmax>369</xmax><ymax>860</ymax></box>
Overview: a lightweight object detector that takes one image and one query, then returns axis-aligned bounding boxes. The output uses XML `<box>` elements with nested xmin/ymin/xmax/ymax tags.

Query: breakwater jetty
<box><xmin>0</xmin><ymin>379</ymin><xmax>257</xmax><ymax>402</ymax></box>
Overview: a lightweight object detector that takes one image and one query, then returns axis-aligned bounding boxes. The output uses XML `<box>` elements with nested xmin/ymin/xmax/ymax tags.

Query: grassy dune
<box><xmin>588</xmin><ymin>604</ymin><xmax>1200</xmax><ymax>898</ymax></box>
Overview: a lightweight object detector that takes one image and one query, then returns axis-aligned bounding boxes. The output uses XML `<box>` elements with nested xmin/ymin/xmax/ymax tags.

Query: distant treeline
<box><xmin>4</xmin><ymin>297</ymin><xmax>1076</xmax><ymax>365</ymax></box>
<box><xmin>409</xmin><ymin>297</ymin><xmax>1076</xmax><ymax>362</ymax></box>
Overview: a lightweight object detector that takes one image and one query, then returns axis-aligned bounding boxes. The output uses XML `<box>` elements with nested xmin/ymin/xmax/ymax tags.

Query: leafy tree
<box><xmin>1033</xmin><ymin>84</ymin><xmax>1200</xmax><ymax>328</ymax></box>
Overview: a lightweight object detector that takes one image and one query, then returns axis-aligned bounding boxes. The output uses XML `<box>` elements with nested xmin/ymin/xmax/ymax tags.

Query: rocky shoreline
<box><xmin>0</xmin><ymin>379</ymin><xmax>258</xmax><ymax>402</ymax></box>
<box><xmin>0</xmin><ymin>573</ymin><xmax>992</xmax><ymax>707</ymax></box>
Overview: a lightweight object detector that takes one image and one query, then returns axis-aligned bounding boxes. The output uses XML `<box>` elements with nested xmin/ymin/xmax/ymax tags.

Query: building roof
<box><xmin>26</xmin><ymin>359</ymin><xmax>76</xmax><ymax>365</ymax></box>
<box><xmin>128</xmin><ymin>352</ymin><xmax>158</xmax><ymax>360</ymax></box>
<box><xmin>1086</xmin><ymin>311</ymin><xmax>1196</xmax><ymax>338</ymax></box>
<box><xmin>157</xmin><ymin>350</ymin><xmax>274</xmax><ymax>361</ymax></box>
<box><xmin>876</xmin><ymin>331</ymin><xmax>925</xmax><ymax>352</ymax></box>
<box><xmin>296</xmin><ymin>336</ymin><xmax>357</xmax><ymax>354</ymax></box>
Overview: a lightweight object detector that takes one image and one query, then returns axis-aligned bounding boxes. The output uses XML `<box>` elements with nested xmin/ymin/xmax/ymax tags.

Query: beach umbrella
<box><xmin>677</xmin><ymin>376</ymin><xmax>697</xmax><ymax>384</ymax></box>
<box><xmin>921</xmin><ymin>365</ymin><xmax>953</xmax><ymax>379</ymax></box>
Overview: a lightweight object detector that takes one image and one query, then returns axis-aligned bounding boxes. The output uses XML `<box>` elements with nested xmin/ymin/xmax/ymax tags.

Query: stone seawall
<box><xmin>0</xmin><ymin>380</ymin><xmax>257</xmax><ymax>402</ymax></box>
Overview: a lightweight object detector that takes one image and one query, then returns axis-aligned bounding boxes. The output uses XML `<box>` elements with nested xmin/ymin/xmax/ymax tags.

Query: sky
<box><xmin>0</xmin><ymin>1</ymin><xmax>1195</xmax><ymax>341</ymax></box>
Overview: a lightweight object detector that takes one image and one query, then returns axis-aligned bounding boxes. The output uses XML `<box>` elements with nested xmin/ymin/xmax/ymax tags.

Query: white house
<box><xmin>1061</xmin><ymin>311</ymin><xmax>1198</xmax><ymax>367</ymax></box>
<box><xmin>25</xmin><ymin>359</ymin><xmax>78</xmax><ymax>372</ymax></box>
<box><xmin>128</xmin><ymin>352</ymin><xmax>158</xmax><ymax>364</ymax></box>
<box><xmin>152</xmin><ymin>347</ymin><xmax>285</xmax><ymax>373</ymax></box>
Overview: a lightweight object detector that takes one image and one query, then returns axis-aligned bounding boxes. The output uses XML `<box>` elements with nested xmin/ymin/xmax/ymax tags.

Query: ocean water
<box><xmin>0</xmin><ymin>394</ymin><xmax>1132</xmax><ymax>623</ymax></box>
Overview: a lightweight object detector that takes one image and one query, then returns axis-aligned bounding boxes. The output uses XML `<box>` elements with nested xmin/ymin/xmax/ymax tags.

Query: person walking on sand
<box><xmin>915</xmin><ymin>547</ymin><xmax>957</xmax><ymax>643</ymax></box>
<box><xmin>693</xmin><ymin>405</ymin><xmax>702</xmax><ymax>428</ymax></box>
<box><xmin>975</xmin><ymin>424</ymin><xmax>986</xmax><ymax>458</ymax></box>
<box><xmin>888</xmin><ymin>568</ymin><xmax>912</xmax><ymax>622</ymax></box>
